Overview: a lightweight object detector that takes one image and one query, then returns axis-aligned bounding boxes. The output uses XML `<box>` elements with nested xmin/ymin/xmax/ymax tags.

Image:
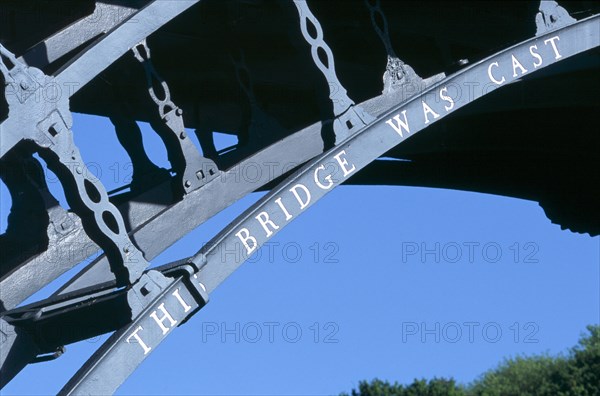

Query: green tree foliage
<box><xmin>341</xmin><ymin>325</ymin><xmax>599</xmax><ymax>396</ymax></box>
<box><xmin>341</xmin><ymin>378</ymin><xmax>466</xmax><ymax>396</ymax></box>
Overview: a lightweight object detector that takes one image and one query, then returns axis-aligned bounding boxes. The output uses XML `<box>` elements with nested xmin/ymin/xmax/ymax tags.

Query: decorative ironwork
<box><xmin>0</xmin><ymin>0</ymin><xmax>598</xmax><ymax>393</ymax></box>
<box><xmin>132</xmin><ymin>39</ymin><xmax>220</xmax><ymax>194</ymax></box>
<box><xmin>0</xmin><ymin>45</ymin><xmax>147</xmax><ymax>287</ymax></box>
<box><xmin>292</xmin><ymin>0</ymin><xmax>375</xmax><ymax>142</ymax></box>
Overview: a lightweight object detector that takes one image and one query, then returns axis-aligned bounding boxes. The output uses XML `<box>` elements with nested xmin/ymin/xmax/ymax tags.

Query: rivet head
<box><xmin>20</xmin><ymin>81</ymin><xmax>29</xmax><ymax>90</ymax></box>
<box><xmin>184</xmin><ymin>180</ymin><xmax>191</xmax><ymax>188</ymax></box>
<box><xmin>179</xmin><ymin>132</ymin><xmax>186</xmax><ymax>139</ymax></box>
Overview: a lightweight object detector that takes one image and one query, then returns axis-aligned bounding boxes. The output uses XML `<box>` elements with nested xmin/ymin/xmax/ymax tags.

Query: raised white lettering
<box><xmin>255</xmin><ymin>211</ymin><xmax>279</xmax><ymax>237</ymax></box>
<box><xmin>511</xmin><ymin>54</ymin><xmax>528</xmax><ymax>77</ymax></box>
<box><xmin>439</xmin><ymin>87</ymin><xmax>455</xmax><ymax>112</ymax></box>
<box><xmin>274</xmin><ymin>197</ymin><xmax>292</xmax><ymax>221</ymax></box>
<box><xmin>314</xmin><ymin>164</ymin><xmax>334</xmax><ymax>190</ymax></box>
<box><xmin>488</xmin><ymin>62</ymin><xmax>506</xmax><ymax>85</ymax></box>
<box><xmin>235</xmin><ymin>228</ymin><xmax>257</xmax><ymax>255</ymax></box>
<box><xmin>289</xmin><ymin>184</ymin><xmax>311</xmax><ymax>210</ymax></box>
<box><xmin>333</xmin><ymin>150</ymin><xmax>356</xmax><ymax>177</ymax></box>
<box><xmin>422</xmin><ymin>101</ymin><xmax>440</xmax><ymax>124</ymax></box>
<box><xmin>385</xmin><ymin>110</ymin><xmax>410</xmax><ymax>137</ymax></box>
<box><xmin>544</xmin><ymin>36</ymin><xmax>562</xmax><ymax>59</ymax></box>
<box><xmin>529</xmin><ymin>45</ymin><xmax>543</xmax><ymax>68</ymax></box>
<box><xmin>150</xmin><ymin>303</ymin><xmax>177</xmax><ymax>335</ymax></box>
<box><xmin>172</xmin><ymin>288</ymin><xmax>191</xmax><ymax>313</ymax></box>
<box><xmin>126</xmin><ymin>326</ymin><xmax>151</xmax><ymax>355</ymax></box>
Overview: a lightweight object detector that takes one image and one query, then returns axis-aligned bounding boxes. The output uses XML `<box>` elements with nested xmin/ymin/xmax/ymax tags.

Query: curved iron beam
<box><xmin>17</xmin><ymin>2</ymin><xmax>142</xmax><ymax>70</ymax></box>
<box><xmin>59</xmin><ymin>15</ymin><xmax>600</xmax><ymax>394</ymax></box>
<box><xmin>53</xmin><ymin>0</ymin><xmax>199</xmax><ymax>97</ymax></box>
<box><xmin>0</xmin><ymin>80</ymin><xmax>404</xmax><ymax>311</ymax></box>
<box><xmin>49</xmin><ymin>86</ymin><xmax>425</xmax><ymax>299</ymax></box>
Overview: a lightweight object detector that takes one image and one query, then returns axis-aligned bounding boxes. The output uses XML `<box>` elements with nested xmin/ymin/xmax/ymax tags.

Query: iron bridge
<box><xmin>0</xmin><ymin>0</ymin><xmax>598</xmax><ymax>393</ymax></box>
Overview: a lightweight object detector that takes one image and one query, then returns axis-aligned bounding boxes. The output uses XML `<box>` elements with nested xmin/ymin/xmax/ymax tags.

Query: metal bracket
<box><xmin>536</xmin><ymin>0</ymin><xmax>576</xmax><ymax>35</ymax></box>
<box><xmin>167</xmin><ymin>264</ymin><xmax>210</xmax><ymax>316</ymax></box>
<box><xmin>56</xmin><ymin>265</ymin><xmax>211</xmax><ymax>394</ymax></box>
<box><xmin>132</xmin><ymin>39</ymin><xmax>220</xmax><ymax>194</ymax></box>
<box><xmin>365</xmin><ymin>0</ymin><xmax>445</xmax><ymax>96</ymax></box>
<box><xmin>0</xmin><ymin>44</ymin><xmax>147</xmax><ymax>286</ymax></box>
<box><xmin>31</xmin><ymin>346</ymin><xmax>65</xmax><ymax>364</ymax></box>
<box><xmin>292</xmin><ymin>0</ymin><xmax>375</xmax><ymax>143</ymax></box>
<box><xmin>127</xmin><ymin>270</ymin><xmax>175</xmax><ymax>318</ymax></box>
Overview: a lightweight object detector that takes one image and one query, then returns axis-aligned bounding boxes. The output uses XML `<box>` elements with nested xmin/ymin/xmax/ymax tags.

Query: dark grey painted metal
<box><xmin>1</xmin><ymin>0</ymin><xmax>199</xmax><ymax>157</ymax></box>
<box><xmin>57</xmin><ymin>15</ymin><xmax>600</xmax><ymax>393</ymax></box>
<box><xmin>0</xmin><ymin>0</ymin><xmax>200</xmax><ymax>309</ymax></box>
<box><xmin>131</xmin><ymin>39</ymin><xmax>220</xmax><ymax>194</ymax></box>
<box><xmin>0</xmin><ymin>318</ymin><xmax>39</xmax><ymax>388</ymax></box>
<box><xmin>54</xmin><ymin>0</ymin><xmax>469</xmax><ymax>295</ymax></box>
<box><xmin>0</xmin><ymin>154</ymin><xmax>67</xmax><ymax>267</ymax></box>
<box><xmin>293</xmin><ymin>0</ymin><xmax>375</xmax><ymax>143</ymax></box>
<box><xmin>17</xmin><ymin>2</ymin><xmax>142</xmax><ymax>70</ymax></box>
<box><xmin>0</xmin><ymin>181</ymin><xmax>172</xmax><ymax>311</ymax></box>
<box><xmin>190</xmin><ymin>13</ymin><xmax>600</xmax><ymax>292</ymax></box>
<box><xmin>535</xmin><ymin>0</ymin><xmax>577</xmax><ymax>35</ymax></box>
<box><xmin>1</xmin><ymin>0</ymin><xmax>598</xmax><ymax>393</ymax></box>
<box><xmin>50</xmin><ymin>85</ymin><xmax>438</xmax><ymax>298</ymax></box>
<box><xmin>52</xmin><ymin>121</ymin><xmax>326</xmax><ymax>296</ymax></box>
<box><xmin>0</xmin><ymin>269</ymin><xmax>186</xmax><ymax>388</ymax></box>
<box><xmin>364</xmin><ymin>0</ymin><xmax>445</xmax><ymax>93</ymax></box>
<box><xmin>110</xmin><ymin>114</ymin><xmax>171</xmax><ymax>193</ymax></box>
<box><xmin>53</xmin><ymin>0</ymin><xmax>200</xmax><ymax>97</ymax></box>
<box><xmin>58</xmin><ymin>266</ymin><xmax>208</xmax><ymax>395</ymax></box>
<box><xmin>2</xmin><ymin>89</ymin><xmax>370</xmax><ymax>309</ymax></box>
<box><xmin>0</xmin><ymin>0</ymin><xmax>203</xmax><ymax>306</ymax></box>
<box><xmin>0</xmin><ymin>45</ymin><xmax>148</xmax><ymax>286</ymax></box>
<box><xmin>231</xmin><ymin>50</ymin><xmax>287</xmax><ymax>147</ymax></box>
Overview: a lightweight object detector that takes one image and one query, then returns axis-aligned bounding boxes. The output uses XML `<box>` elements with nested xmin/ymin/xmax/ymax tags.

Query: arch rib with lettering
<box><xmin>57</xmin><ymin>14</ymin><xmax>600</xmax><ymax>394</ymax></box>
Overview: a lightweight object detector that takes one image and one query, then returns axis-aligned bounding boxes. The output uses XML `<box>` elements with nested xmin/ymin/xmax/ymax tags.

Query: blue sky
<box><xmin>1</xmin><ymin>113</ymin><xmax>599</xmax><ymax>395</ymax></box>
